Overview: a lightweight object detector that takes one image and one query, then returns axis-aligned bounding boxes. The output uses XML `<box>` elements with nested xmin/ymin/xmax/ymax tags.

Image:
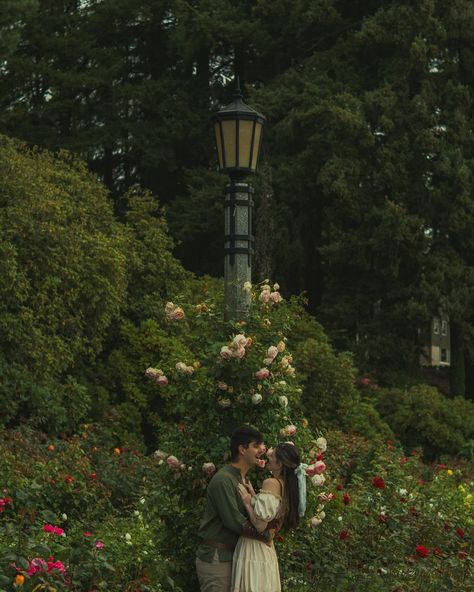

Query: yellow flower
<box><xmin>15</xmin><ymin>574</ymin><xmax>25</xmax><ymax>585</ymax></box>
<box><xmin>458</xmin><ymin>484</ymin><xmax>465</xmax><ymax>493</ymax></box>
<box><xmin>447</xmin><ymin>469</ymin><xmax>453</xmax><ymax>476</ymax></box>
<box><xmin>113</xmin><ymin>447</ymin><xmax>121</xmax><ymax>456</ymax></box>
<box><xmin>302</xmin><ymin>419</ymin><xmax>309</xmax><ymax>428</ymax></box>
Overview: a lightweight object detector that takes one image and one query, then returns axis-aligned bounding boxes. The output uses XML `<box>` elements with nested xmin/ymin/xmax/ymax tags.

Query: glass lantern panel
<box><xmin>238</xmin><ymin>119</ymin><xmax>254</xmax><ymax>169</ymax></box>
<box><xmin>222</xmin><ymin>120</ymin><xmax>237</xmax><ymax>168</ymax></box>
<box><xmin>250</xmin><ymin>122</ymin><xmax>262</xmax><ymax>171</ymax></box>
<box><xmin>214</xmin><ymin>122</ymin><xmax>224</xmax><ymax>169</ymax></box>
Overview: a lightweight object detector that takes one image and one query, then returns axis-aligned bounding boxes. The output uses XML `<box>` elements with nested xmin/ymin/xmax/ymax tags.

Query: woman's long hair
<box><xmin>274</xmin><ymin>443</ymin><xmax>301</xmax><ymax>531</ymax></box>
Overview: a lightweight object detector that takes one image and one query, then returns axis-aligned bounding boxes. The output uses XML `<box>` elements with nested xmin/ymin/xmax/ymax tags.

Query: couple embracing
<box><xmin>195</xmin><ymin>426</ymin><xmax>305</xmax><ymax>592</ymax></box>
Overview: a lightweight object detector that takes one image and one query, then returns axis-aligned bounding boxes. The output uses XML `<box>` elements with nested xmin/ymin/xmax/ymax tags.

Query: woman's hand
<box><xmin>238</xmin><ymin>483</ymin><xmax>252</xmax><ymax>506</ymax></box>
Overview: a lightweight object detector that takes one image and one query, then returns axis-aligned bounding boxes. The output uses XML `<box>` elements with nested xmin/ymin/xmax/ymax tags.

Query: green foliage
<box><xmin>371</xmin><ymin>384</ymin><xmax>474</xmax><ymax>459</ymax></box>
<box><xmin>0</xmin><ymin>135</ymin><xmax>130</xmax><ymax>432</ymax></box>
<box><xmin>0</xmin><ymin>428</ymin><xmax>175</xmax><ymax>591</ymax></box>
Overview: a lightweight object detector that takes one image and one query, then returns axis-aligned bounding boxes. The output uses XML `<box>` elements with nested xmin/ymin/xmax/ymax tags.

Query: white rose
<box><xmin>218</xmin><ymin>398</ymin><xmax>231</xmax><ymax>408</ymax></box>
<box><xmin>279</xmin><ymin>396</ymin><xmax>288</xmax><ymax>408</ymax></box>
<box><xmin>311</xmin><ymin>474</ymin><xmax>326</xmax><ymax>487</ymax></box>
<box><xmin>316</xmin><ymin>437</ymin><xmax>327</xmax><ymax>453</ymax></box>
<box><xmin>251</xmin><ymin>393</ymin><xmax>263</xmax><ymax>405</ymax></box>
<box><xmin>243</xmin><ymin>281</ymin><xmax>252</xmax><ymax>292</ymax></box>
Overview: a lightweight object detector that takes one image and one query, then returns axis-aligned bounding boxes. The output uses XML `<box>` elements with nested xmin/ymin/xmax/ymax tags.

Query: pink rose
<box><xmin>202</xmin><ymin>462</ymin><xmax>216</xmax><ymax>477</ymax></box>
<box><xmin>255</xmin><ymin>368</ymin><xmax>270</xmax><ymax>380</ymax></box>
<box><xmin>306</xmin><ymin>461</ymin><xmax>326</xmax><ymax>476</ymax></box>
<box><xmin>217</xmin><ymin>381</ymin><xmax>228</xmax><ymax>391</ymax></box>
<box><xmin>169</xmin><ymin>307</ymin><xmax>185</xmax><ymax>320</ymax></box>
<box><xmin>256</xmin><ymin>458</ymin><xmax>267</xmax><ymax>468</ymax></box>
<box><xmin>167</xmin><ymin>455</ymin><xmax>181</xmax><ymax>471</ymax></box>
<box><xmin>96</xmin><ymin>540</ymin><xmax>104</xmax><ymax>549</ymax></box>
<box><xmin>286</xmin><ymin>425</ymin><xmax>297</xmax><ymax>436</ymax></box>
<box><xmin>156</xmin><ymin>375</ymin><xmax>169</xmax><ymax>386</ymax></box>
<box><xmin>259</xmin><ymin>290</ymin><xmax>271</xmax><ymax>303</ymax></box>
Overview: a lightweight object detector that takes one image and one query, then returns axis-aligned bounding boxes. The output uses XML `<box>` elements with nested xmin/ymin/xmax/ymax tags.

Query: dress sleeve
<box><xmin>253</xmin><ymin>491</ymin><xmax>281</xmax><ymax>522</ymax></box>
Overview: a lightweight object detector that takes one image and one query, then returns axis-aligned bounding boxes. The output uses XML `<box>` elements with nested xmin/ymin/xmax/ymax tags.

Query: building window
<box><xmin>433</xmin><ymin>318</ymin><xmax>440</xmax><ymax>334</ymax></box>
<box><xmin>441</xmin><ymin>320</ymin><xmax>448</xmax><ymax>336</ymax></box>
<box><xmin>441</xmin><ymin>348</ymin><xmax>448</xmax><ymax>363</ymax></box>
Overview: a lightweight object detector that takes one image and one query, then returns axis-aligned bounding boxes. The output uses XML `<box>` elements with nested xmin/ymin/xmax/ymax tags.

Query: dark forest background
<box><xmin>2</xmin><ymin>0</ymin><xmax>474</xmax><ymax>396</ymax></box>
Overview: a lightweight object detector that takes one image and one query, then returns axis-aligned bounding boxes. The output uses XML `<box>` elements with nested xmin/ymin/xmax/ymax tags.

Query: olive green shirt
<box><xmin>196</xmin><ymin>464</ymin><xmax>247</xmax><ymax>562</ymax></box>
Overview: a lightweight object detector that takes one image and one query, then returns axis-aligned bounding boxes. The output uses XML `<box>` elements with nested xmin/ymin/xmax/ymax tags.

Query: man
<box><xmin>195</xmin><ymin>426</ymin><xmax>267</xmax><ymax>592</ymax></box>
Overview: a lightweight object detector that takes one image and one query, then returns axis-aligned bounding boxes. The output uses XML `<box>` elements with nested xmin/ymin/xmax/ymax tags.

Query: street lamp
<box><xmin>212</xmin><ymin>78</ymin><xmax>265</xmax><ymax>321</ymax></box>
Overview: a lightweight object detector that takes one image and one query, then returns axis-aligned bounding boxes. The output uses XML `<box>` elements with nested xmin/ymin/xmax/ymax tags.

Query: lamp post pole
<box><xmin>224</xmin><ymin>179</ymin><xmax>254</xmax><ymax>321</ymax></box>
<box><xmin>212</xmin><ymin>79</ymin><xmax>265</xmax><ymax>322</ymax></box>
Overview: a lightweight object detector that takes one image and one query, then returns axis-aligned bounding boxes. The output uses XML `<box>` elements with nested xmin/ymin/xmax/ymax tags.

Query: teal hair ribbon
<box><xmin>294</xmin><ymin>463</ymin><xmax>308</xmax><ymax>517</ymax></box>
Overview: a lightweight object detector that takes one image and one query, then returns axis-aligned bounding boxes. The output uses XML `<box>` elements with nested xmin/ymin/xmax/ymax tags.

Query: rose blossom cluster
<box><xmin>0</xmin><ymin>497</ymin><xmax>12</xmax><ymax>512</ymax></box>
<box><xmin>145</xmin><ymin>367</ymin><xmax>169</xmax><ymax>386</ymax></box>
<box><xmin>259</xmin><ymin>283</ymin><xmax>283</xmax><ymax>305</ymax></box>
<box><xmin>28</xmin><ymin>556</ymin><xmax>66</xmax><ymax>576</ymax></box>
<box><xmin>308</xmin><ymin>438</ymin><xmax>331</xmax><ymax>526</ymax></box>
<box><xmin>175</xmin><ymin>362</ymin><xmax>195</xmax><ymax>375</ymax></box>
<box><xmin>165</xmin><ymin>302</ymin><xmax>185</xmax><ymax>321</ymax></box>
<box><xmin>220</xmin><ymin>334</ymin><xmax>252</xmax><ymax>360</ymax></box>
<box><xmin>43</xmin><ymin>524</ymin><xmax>65</xmax><ymax>536</ymax></box>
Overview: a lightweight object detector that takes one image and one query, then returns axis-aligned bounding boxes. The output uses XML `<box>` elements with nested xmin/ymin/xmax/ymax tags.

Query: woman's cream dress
<box><xmin>231</xmin><ymin>489</ymin><xmax>282</xmax><ymax>592</ymax></box>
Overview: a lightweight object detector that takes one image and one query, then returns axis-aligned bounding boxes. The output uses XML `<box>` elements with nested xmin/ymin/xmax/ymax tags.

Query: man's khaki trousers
<box><xmin>195</xmin><ymin>550</ymin><xmax>232</xmax><ymax>592</ymax></box>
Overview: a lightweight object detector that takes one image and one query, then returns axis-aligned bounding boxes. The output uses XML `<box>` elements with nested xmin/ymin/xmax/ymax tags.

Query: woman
<box><xmin>231</xmin><ymin>442</ymin><xmax>305</xmax><ymax>592</ymax></box>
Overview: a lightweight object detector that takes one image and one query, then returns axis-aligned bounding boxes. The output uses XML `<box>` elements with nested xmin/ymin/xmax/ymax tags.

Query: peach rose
<box><xmin>270</xmin><ymin>291</ymin><xmax>282</xmax><ymax>303</ymax></box>
<box><xmin>259</xmin><ymin>290</ymin><xmax>271</xmax><ymax>303</ymax></box>
<box><xmin>232</xmin><ymin>334</ymin><xmax>248</xmax><ymax>349</ymax></box>
<box><xmin>220</xmin><ymin>346</ymin><xmax>233</xmax><ymax>359</ymax></box>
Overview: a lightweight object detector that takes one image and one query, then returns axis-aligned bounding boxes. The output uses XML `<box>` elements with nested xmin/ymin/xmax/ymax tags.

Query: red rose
<box><xmin>64</xmin><ymin>475</ymin><xmax>73</xmax><ymax>484</ymax></box>
<box><xmin>339</xmin><ymin>530</ymin><xmax>349</xmax><ymax>540</ymax></box>
<box><xmin>416</xmin><ymin>545</ymin><xmax>429</xmax><ymax>558</ymax></box>
<box><xmin>432</xmin><ymin>547</ymin><xmax>442</xmax><ymax>557</ymax></box>
<box><xmin>336</xmin><ymin>484</ymin><xmax>344</xmax><ymax>491</ymax></box>
<box><xmin>372</xmin><ymin>476</ymin><xmax>385</xmax><ymax>490</ymax></box>
<box><xmin>379</xmin><ymin>513</ymin><xmax>387</xmax><ymax>523</ymax></box>
<box><xmin>316</xmin><ymin>453</ymin><xmax>324</xmax><ymax>461</ymax></box>
<box><xmin>444</xmin><ymin>523</ymin><xmax>450</xmax><ymax>530</ymax></box>
<box><xmin>456</xmin><ymin>528</ymin><xmax>465</xmax><ymax>539</ymax></box>
<box><xmin>343</xmin><ymin>493</ymin><xmax>351</xmax><ymax>505</ymax></box>
<box><xmin>458</xmin><ymin>551</ymin><xmax>468</xmax><ymax>560</ymax></box>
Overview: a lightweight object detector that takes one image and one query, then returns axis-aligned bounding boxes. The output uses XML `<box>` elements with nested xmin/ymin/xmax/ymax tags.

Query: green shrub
<box><xmin>371</xmin><ymin>384</ymin><xmax>474</xmax><ymax>459</ymax></box>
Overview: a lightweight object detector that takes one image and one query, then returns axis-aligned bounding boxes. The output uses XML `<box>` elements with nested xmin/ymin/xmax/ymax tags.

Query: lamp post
<box><xmin>212</xmin><ymin>79</ymin><xmax>265</xmax><ymax>321</ymax></box>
